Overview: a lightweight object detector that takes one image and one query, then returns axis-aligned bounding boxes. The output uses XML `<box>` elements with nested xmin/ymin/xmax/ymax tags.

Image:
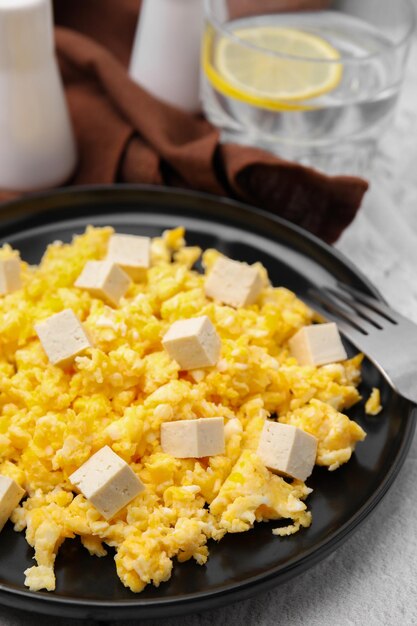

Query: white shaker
<box><xmin>129</xmin><ymin>0</ymin><xmax>204</xmax><ymax>113</ymax></box>
<box><xmin>0</xmin><ymin>0</ymin><xmax>77</xmax><ymax>191</ymax></box>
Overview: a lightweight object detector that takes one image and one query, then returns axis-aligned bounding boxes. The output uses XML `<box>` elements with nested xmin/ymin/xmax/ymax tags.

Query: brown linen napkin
<box><xmin>0</xmin><ymin>0</ymin><xmax>368</xmax><ymax>244</ymax></box>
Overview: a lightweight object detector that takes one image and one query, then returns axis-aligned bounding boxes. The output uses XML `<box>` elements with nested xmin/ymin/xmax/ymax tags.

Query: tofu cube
<box><xmin>106</xmin><ymin>234</ymin><xmax>151</xmax><ymax>280</ymax></box>
<box><xmin>161</xmin><ymin>417</ymin><xmax>225</xmax><ymax>458</ymax></box>
<box><xmin>0</xmin><ymin>257</ymin><xmax>22</xmax><ymax>296</ymax></box>
<box><xmin>75</xmin><ymin>260</ymin><xmax>131</xmax><ymax>307</ymax></box>
<box><xmin>162</xmin><ymin>315</ymin><xmax>221</xmax><ymax>370</ymax></box>
<box><xmin>0</xmin><ymin>475</ymin><xmax>25</xmax><ymax>532</ymax></box>
<box><xmin>35</xmin><ymin>309</ymin><xmax>93</xmax><ymax>367</ymax></box>
<box><xmin>69</xmin><ymin>446</ymin><xmax>145</xmax><ymax>520</ymax></box>
<box><xmin>205</xmin><ymin>257</ymin><xmax>263</xmax><ymax>308</ymax></box>
<box><xmin>257</xmin><ymin>421</ymin><xmax>318</xmax><ymax>482</ymax></box>
<box><xmin>289</xmin><ymin>322</ymin><xmax>347</xmax><ymax>367</ymax></box>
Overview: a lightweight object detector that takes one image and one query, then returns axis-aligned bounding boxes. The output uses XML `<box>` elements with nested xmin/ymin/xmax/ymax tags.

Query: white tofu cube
<box><xmin>161</xmin><ymin>417</ymin><xmax>225</xmax><ymax>458</ymax></box>
<box><xmin>69</xmin><ymin>446</ymin><xmax>145</xmax><ymax>520</ymax></box>
<box><xmin>0</xmin><ymin>257</ymin><xmax>22</xmax><ymax>296</ymax></box>
<box><xmin>161</xmin><ymin>419</ymin><xmax>196</xmax><ymax>458</ymax></box>
<box><xmin>289</xmin><ymin>322</ymin><xmax>347</xmax><ymax>367</ymax></box>
<box><xmin>75</xmin><ymin>260</ymin><xmax>131</xmax><ymax>307</ymax></box>
<box><xmin>0</xmin><ymin>475</ymin><xmax>25</xmax><ymax>532</ymax></box>
<box><xmin>35</xmin><ymin>309</ymin><xmax>93</xmax><ymax>367</ymax></box>
<box><xmin>205</xmin><ymin>257</ymin><xmax>263</xmax><ymax>308</ymax></box>
<box><xmin>257</xmin><ymin>421</ymin><xmax>318</xmax><ymax>482</ymax></box>
<box><xmin>106</xmin><ymin>234</ymin><xmax>151</xmax><ymax>280</ymax></box>
<box><xmin>162</xmin><ymin>315</ymin><xmax>221</xmax><ymax>370</ymax></box>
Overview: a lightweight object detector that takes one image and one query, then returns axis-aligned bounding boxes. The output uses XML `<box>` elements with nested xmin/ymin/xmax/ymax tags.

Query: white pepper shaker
<box><xmin>129</xmin><ymin>0</ymin><xmax>205</xmax><ymax>113</ymax></box>
<box><xmin>0</xmin><ymin>0</ymin><xmax>77</xmax><ymax>191</ymax></box>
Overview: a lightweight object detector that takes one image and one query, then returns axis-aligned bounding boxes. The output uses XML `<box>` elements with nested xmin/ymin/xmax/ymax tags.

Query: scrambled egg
<box><xmin>0</xmin><ymin>227</ymin><xmax>366</xmax><ymax>593</ymax></box>
<box><xmin>365</xmin><ymin>387</ymin><xmax>382</xmax><ymax>416</ymax></box>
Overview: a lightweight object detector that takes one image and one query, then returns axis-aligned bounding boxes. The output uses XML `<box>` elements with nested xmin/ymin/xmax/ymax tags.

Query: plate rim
<box><xmin>0</xmin><ymin>183</ymin><xmax>386</xmax><ymax>302</ymax></box>
<box><xmin>0</xmin><ymin>184</ymin><xmax>415</xmax><ymax>619</ymax></box>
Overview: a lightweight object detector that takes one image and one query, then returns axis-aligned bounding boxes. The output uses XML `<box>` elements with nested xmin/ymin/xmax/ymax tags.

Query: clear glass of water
<box><xmin>201</xmin><ymin>0</ymin><xmax>415</xmax><ymax>175</ymax></box>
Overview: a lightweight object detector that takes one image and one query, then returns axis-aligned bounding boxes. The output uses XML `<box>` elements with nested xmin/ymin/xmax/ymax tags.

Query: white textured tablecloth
<box><xmin>2</xmin><ymin>18</ymin><xmax>417</xmax><ymax>626</ymax></box>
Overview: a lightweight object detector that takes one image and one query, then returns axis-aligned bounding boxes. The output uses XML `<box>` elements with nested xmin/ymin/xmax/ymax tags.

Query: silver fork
<box><xmin>307</xmin><ymin>283</ymin><xmax>417</xmax><ymax>404</ymax></box>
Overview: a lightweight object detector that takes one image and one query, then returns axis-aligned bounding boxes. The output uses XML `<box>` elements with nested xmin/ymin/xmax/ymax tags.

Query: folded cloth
<box><xmin>0</xmin><ymin>0</ymin><xmax>368</xmax><ymax>244</ymax></box>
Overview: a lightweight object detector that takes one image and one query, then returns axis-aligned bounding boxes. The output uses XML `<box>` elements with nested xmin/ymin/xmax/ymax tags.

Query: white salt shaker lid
<box><xmin>0</xmin><ymin>0</ymin><xmax>54</xmax><ymax>70</ymax></box>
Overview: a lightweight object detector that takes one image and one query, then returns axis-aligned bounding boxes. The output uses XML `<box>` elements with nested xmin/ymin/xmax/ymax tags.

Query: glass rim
<box><xmin>204</xmin><ymin>0</ymin><xmax>416</xmax><ymax>65</ymax></box>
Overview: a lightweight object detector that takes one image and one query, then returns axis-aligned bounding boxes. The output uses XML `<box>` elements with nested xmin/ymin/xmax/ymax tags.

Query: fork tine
<box><xmin>308</xmin><ymin>285</ymin><xmax>417</xmax><ymax>404</ymax></box>
<box><xmin>304</xmin><ymin>292</ymin><xmax>371</xmax><ymax>350</ymax></box>
<box><xmin>336</xmin><ymin>282</ymin><xmax>399</xmax><ymax>324</ymax></box>
<box><xmin>307</xmin><ymin>288</ymin><xmax>369</xmax><ymax>334</ymax></box>
<box><xmin>324</xmin><ymin>287</ymin><xmax>384</xmax><ymax>329</ymax></box>
<box><xmin>326</xmin><ymin>317</ymin><xmax>369</xmax><ymax>353</ymax></box>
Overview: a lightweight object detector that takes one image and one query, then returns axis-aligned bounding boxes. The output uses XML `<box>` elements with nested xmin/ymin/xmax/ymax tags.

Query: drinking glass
<box><xmin>201</xmin><ymin>0</ymin><xmax>415</xmax><ymax>175</ymax></box>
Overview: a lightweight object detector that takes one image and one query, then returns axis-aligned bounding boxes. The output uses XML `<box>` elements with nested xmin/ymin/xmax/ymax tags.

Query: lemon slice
<box><xmin>203</xmin><ymin>25</ymin><xmax>342</xmax><ymax>111</ymax></box>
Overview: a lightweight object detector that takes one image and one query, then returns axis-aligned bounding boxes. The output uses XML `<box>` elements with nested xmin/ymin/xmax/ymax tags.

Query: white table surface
<box><xmin>2</xmin><ymin>17</ymin><xmax>417</xmax><ymax>626</ymax></box>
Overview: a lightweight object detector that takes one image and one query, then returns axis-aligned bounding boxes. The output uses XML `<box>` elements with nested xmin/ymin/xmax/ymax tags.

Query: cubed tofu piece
<box><xmin>0</xmin><ymin>475</ymin><xmax>25</xmax><ymax>532</ymax></box>
<box><xmin>106</xmin><ymin>234</ymin><xmax>151</xmax><ymax>280</ymax></box>
<box><xmin>69</xmin><ymin>446</ymin><xmax>145</xmax><ymax>520</ymax></box>
<box><xmin>257</xmin><ymin>421</ymin><xmax>318</xmax><ymax>482</ymax></box>
<box><xmin>0</xmin><ymin>256</ymin><xmax>22</xmax><ymax>296</ymax></box>
<box><xmin>289</xmin><ymin>322</ymin><xmax>347</xmax><ymax>366</ymax></box>
<box><xmin>35</xmin><ymin>309</ymin><xmax>93</xmax><ymax>367</ymax></box>
<box><xmin>74</xmin><ymin>260</ymin><xmax>131</xmax><ymax>307</ymax></box>
<box><xmin>205</xmin><ymin>257</ymin><xmax>263</xmax><ymax>308</ymax></box>
<box><xmin>161</xmin><ymin>417</ymin><xmax>225</xmax><ymax>458</ymax></box>
<box><xmin>162</xmin><ymin>315</ymin><xmax>221</xmax><ymax>370</ymax></box>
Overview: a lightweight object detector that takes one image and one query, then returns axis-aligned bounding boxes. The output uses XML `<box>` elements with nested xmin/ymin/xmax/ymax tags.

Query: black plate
<box><xmin>0</xmin><ymin>185</ymin><xmax>415</xmax><ymax>620</ymax></box>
